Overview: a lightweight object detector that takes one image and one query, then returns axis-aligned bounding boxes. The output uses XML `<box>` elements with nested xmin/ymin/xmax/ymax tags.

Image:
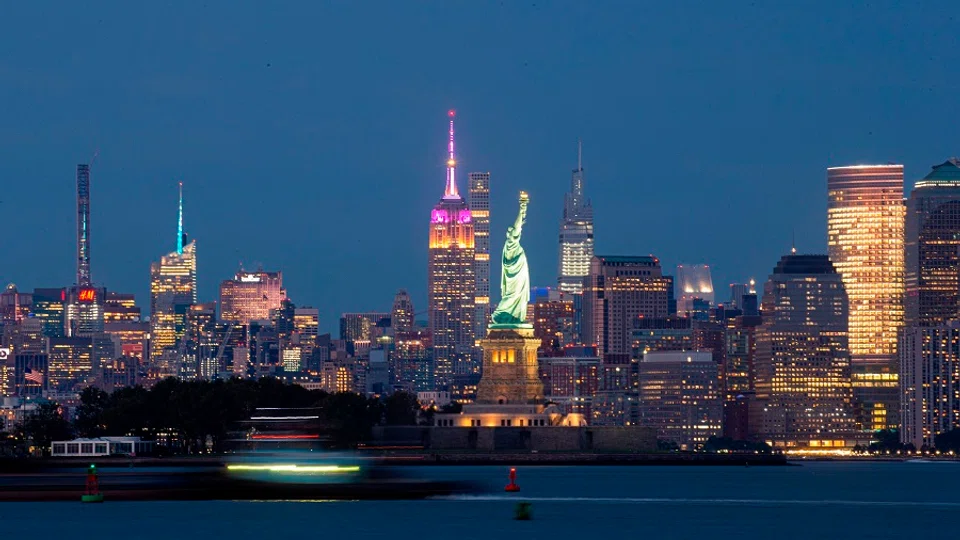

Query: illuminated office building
<box><xmin>558</xmin><ymin>141</ymin><xmax>594</xmax><ymax>294</ymax></box>
<box><xmin>900</xmin><ymin>322</ymin><xmax>960</xmax><ymax>448</ymax></box>
<box><xmin>639</xmin><ymin>351</ymin><xmax>721</xmax><ymax>450</ymax></box>
<box><xmin>905</xmin><ymin>159</ymin><xmax>960</xmax><ymax>327</ymax></box>
<box><xmin>754</xmin><ymin>254</ymin><xmax>855</xmax><ymax>448</ymax></box>
<box><xmin>30</xmin><ymin>288</ymin><xmax>65</xmax><ymax>338</ymax></box>
<box><xmin>582</xmin><ymin>255</ymin><xmax>672</xmax><ymax>355</ymax></box>
<box><xmin>728</xmin><ymin>280</ymin><xmax>756</xmax><ymax>310</ymax></box>
<box><xmin>103</xmin><ymin>321</ymin><xmax>148</xmax><ymax>361</ymax></box>
<box><xmin>184</xmin><ymin>302</ymin><xmax>216</xmax><ymax>380</ymax></box>
<box><xmin>150</xmin><ymin>184</ymin><xmax>197</xmax><ymax>368</ymax></box>
<box><xmin>48</xmin><ymin>336</ymin><xmax>93</xmax><ymax>391</ymax></box>
<box><xmin>290</xmin><ymin>307</ymin><xmax>319</xmax><ymax>372</ymax></box>
<box><xmin>294</xmin><ymin>308</ymin><xmax>319</xmax><ymax>342</ymax></box>
<box><xmin>630</xmin><ymin>317</ymin><xmax>693</xmax><ymax>358</ymax></box>
<box><xmin>340</xmin><ymin>312</ymin><xmax>390</xmax><ymax>343</ymax></box>
<box><xmin>219</xmin><ymin>270</ymin><xmax>285</xmax><ymax>325</ymax></box>
<box><xmin>393</xmin><ymin>330</ymin><xmax>433</xmax><ymax>392</ymax></box>
<box><xmin>826</xmin><ymin>164</ymin><xmax>904</xmax><ymax>431</ymax></box>
<box><xmin>427</xmin><ymin>110</ymin><xmax>476</xmax><ymax>392</ymax></box>
<box><xmin>469</xmin><ymin>172</ymin><xmax>491</xmax><ymax>339</ymax></box>
<box><xmin>723</xmin><ymin>313</ymin><xmax>762</xmax><ymax>400</ymax></box>
<box><xmin>0</xmin><ymin>284</ymin><xmax>31</xmax><ymax>325</ymax></box>
<box><xmin>531</xmin><ymin>289</ymin><xmax>575</xmax><ymax>357</ymax></box>
<box><xmin>538</xmin><ymin>355</ymin><xmax>600</xmax><ymax>418</ymax></box>
<box><xmin>676</xmin><ymin>264</ymin><xmax>715</xmax><ymax>316</ymax></box>
<box><xmin>64</xmin><ymin>286</ymin><xmax>106</xmax><ymax>337</ymax></box>
<box><xmin>391</xmin><ymin>290</ymin><xmax>414</xmax><ymax>334</ymax></box>
<box><xmin>105</xmin><ymin>292</ymin><xmax>141</xmax><ymax>323</ymax></box>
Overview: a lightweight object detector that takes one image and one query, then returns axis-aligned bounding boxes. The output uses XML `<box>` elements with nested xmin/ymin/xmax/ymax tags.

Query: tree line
<box><xmin>6</xmin><ymin>377</ymin><xmax>424</xmax><ymax>457</ymax></box>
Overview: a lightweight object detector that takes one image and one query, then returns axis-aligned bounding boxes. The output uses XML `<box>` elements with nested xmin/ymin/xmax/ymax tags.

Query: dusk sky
<box><xmin>3</xmin><ymin>2</ymin><xmax>960</xmax><ymax>332</ymax></box>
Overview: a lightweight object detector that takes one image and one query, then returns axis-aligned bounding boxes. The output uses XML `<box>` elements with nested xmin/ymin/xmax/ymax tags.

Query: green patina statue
<box><xmin>491</xmin><ymin>191</ymin><xmax>532</xmax><ymax>328</ymax></box>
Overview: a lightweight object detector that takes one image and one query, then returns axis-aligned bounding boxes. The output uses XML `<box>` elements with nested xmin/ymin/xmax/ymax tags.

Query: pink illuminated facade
<box><xmin>428</xmin><ymin>110</ymin><xmax>477</xmax><ymax>394</ymax></box>
<box><xmin>219</xmin><ymin>270</ymin><xmax>286</xmax><ymax>325</ymax></box>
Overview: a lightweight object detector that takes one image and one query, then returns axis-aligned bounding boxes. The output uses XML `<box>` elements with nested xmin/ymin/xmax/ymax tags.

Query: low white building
<box><xmin>51</xmin><ymin>437</ymin><xmax>153</xmax><ymax>457</ymax></box>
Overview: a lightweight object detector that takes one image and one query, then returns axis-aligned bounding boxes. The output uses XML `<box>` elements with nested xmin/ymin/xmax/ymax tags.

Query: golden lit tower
<box><xmin>149</xmin><ymin>183</ymin><xmax>197</xmax><ymax>373</ymax></box>
<box><xmin>827</xmin><ymin>164</ymin><xmax>904</xmax><ymax>431</ymax></box>
<box><xmin>428</xmin><ymin>110</ymin><xmax>477</xmax><ymax>393</ymax></box>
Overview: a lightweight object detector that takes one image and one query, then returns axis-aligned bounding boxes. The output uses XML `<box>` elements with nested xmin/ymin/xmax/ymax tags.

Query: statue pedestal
<box><xmin>476</xmin><ymin>326</ymin><xmax>543</xmax><ymax>405</ymax></box>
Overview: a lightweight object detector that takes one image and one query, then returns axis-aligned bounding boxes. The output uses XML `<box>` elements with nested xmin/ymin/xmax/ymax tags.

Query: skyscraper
<box><xmin>104</xmin><ymin>292</ymin><xmax>141</xmax><ymax>323</ymax></box>
<box><xmin>219</xmin><ymin>270</ymin><xmax>285</xmax><ymax>325</ymax></box>
<box><xmin>905</xmin><ymin>159</ymin><xmax>960</xmax><ymax>327</ymax></box>
<box><xmin>582</xmin><ymin>255</ymin><xmax>672</xmax><ymax>355</ymax></box>
<box><xmin>469</xmin><ymin>172</ymin><xmax>491</xmax><ymax>339</ymax></box>
<box><xmin>29</xmin><ymin>288</ymin><xmax>64</xmax><ymax>339</ymax></box>
<box><xmin>639</xmin><ymin>351</ymin><xmax>722</xmax><ymax>450</ymax></box>
<box><xmin>827</xmin><ymin>164</ymin><xmax>904</xmax><ymax>431</ymax></box>
<box><xmin>754</xmin><ymin>254</ymin><xmax>855</xmax><ymax>448</ymax></box>
<box><xmin>0</xmin><ymin>284</ymin><xmax>31</xmax><ymax>325</ymax></box>
<box><xmin>427</xmin><ymin>110</ymin><xmax>476</xmax><ymax>392</ymax></box>
<box><xmin>675</xmin><ymin>264</ymin><xmax>715</xmax><ymax>315</ymax></box>
<box><xmin>150</xmin><ymin>184</ymin><xmax>197</xmax><ymax>370</ymax></box>
<box><xmin>728</xmin><ymin>280</ymin><xmax>756</xmax><ymax>309</ymax></box>
<box><xmin>558</xmin><ymin>141</ymin><xmax>594</xmax><ymax>294</ymax></box>
<box><xmin>76</xmin><ymin>163</ymin><xmax>92</xmax><ymax>287</ymax></box>
<box><xmin>339</xmin><ymin>312</ymin><xmax>390</xmax><ymax>343</ymax></box>
<box><xmin>65</xmin><ymin>162</ymin><xmax>105</xmax><ymax>337</ymax></box>
<box><xmin>391</xmin><ymin>289</ymin><xmax>414</xmax><ymax>334</ymax></box>
<box><xmin>900</xmin><ymin>322</ymin><xmax>960</xmax><ymax>448</ymax></box>
<box><xmin>64</xmin><ymin>286</ymin><xmax>106</xmax><ymax>337</ymax></box>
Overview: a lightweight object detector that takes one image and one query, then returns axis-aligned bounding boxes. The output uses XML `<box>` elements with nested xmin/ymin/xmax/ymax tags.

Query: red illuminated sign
<box><xmin>78</xmin><ymin>289</ymin><xmax>96</xmax><ymax>302</ymax></box>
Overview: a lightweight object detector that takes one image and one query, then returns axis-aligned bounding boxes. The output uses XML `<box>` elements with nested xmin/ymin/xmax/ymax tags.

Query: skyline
<box><xmin>4</xmin><ymin>2</ymin><xmax>960</xmax><ymax>332</ymax></box>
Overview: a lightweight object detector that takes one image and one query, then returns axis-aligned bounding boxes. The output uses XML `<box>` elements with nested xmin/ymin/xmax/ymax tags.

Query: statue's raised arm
<box><xmin>491</xmin><ymin>192</ymin><xmax>532</xmax><ymax>327</ymax></box>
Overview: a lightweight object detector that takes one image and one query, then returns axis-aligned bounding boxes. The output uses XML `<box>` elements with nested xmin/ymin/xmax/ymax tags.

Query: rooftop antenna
<box><xmin>176</xmin><ymin>181</ymin><xmax>184</xmax><ymax>255</ymax></box>
<box><xmin>577</xmin><ymin>138</ymin><xmax>582</xmax><ymax>171</ymax></box>
<box><xmin>443</xmin><ymin>110</ymin><xmax>459</xmax><ymax>199</ymax></box>
<box><xmin>791</xmin><ymin>229</ymin><xmax>797</xmax><ymax>254</ymax></box>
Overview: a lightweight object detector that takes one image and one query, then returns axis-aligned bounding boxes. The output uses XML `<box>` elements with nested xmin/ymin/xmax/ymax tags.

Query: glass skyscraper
<box><xmin>149</xmin><ymin>185</ymin><xmax>197</xmax><ymax>373</ymax></box>
<box><xmin>558</xmin><ymin>141</ymin><xmax>594</xmax><ymax>294</ymax></box>
<box><xmin>905</xmin><ymin>159</ymin><xmax>960</xmax><ymax>327</ymax></box>
<box><xmin>827</xmin><ymin>164</ymin><xmax>904</xmax><ymax>431</ymax></box>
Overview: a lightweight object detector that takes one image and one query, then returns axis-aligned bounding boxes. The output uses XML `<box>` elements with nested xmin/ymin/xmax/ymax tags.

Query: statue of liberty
<box><xmin>491</xmin><ymin>191</ymin><xmax>531</xmax><ymax>327</ymax></box>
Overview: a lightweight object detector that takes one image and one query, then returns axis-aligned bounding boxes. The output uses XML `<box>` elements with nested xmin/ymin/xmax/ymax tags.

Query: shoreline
<box><xmin>1</xmin><ymin>451</ymin><xmax>788</xmax><ymax>469</ymax></box>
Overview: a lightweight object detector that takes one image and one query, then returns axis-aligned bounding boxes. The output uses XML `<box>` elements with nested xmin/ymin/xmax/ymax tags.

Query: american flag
<box><xmin>24</xmin><ymin>367</ymin><xmax>43</xmax><ymax>385</ymax></box>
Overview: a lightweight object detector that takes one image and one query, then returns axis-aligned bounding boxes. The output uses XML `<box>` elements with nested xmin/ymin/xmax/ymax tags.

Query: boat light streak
<box><xmin>250</xmin><ymin>434</ymin><xmax>319</xmax><ymax>440</ymax></box>
<box><xmin>226</xmin><ymin>464</ymin><xmax>361</xmax><ymax>474</ymax></box>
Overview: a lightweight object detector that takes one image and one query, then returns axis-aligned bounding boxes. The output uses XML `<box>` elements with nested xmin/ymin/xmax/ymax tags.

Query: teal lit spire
<box><xmin>177</xmin><ymin>181</ymin><xmax>183</xmax><ymax>255</ymax></box>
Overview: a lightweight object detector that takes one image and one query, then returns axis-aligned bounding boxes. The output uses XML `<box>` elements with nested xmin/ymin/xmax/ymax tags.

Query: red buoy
<box><xmin>504</xmin><ymin>467</ymin><xmax>520</xmax><ymax>492</ymax></box>
<box><xmin>81</xmin><ymin>464</ymin><xmax>104</xmax><ymax>503</ymax></box>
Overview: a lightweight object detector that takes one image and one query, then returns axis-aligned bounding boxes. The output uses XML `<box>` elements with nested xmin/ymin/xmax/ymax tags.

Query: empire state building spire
<box><xmin>443</xmin><ymin>110</ymin><xmax>460</xmax><ymax>199</ymax></box>
<box><xmin>428</xmin><ymin>110</ymin><xmax>477</xmax><ymax>397</ymax></box>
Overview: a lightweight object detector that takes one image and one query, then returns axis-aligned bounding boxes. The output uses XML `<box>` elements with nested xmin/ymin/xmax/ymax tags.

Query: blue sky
<box><xmin>3</xmin><ymin>1</ymin><xmax>960</xmax><ymax>332</ymax></box>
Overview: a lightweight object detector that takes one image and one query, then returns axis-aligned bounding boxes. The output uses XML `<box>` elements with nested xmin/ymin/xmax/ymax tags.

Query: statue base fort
<box><xmin>475</xmin><ymin>326</ymin><xmax>543</xmax><ymax>405</ymax></box>
<box><xmin>431</xmin><ymin>326</ymin><xmax>588</xmax><ymax>430</ymax></box>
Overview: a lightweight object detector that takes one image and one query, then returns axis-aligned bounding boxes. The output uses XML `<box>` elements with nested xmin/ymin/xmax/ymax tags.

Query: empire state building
<box><xmin>428</xmin><ymin>110</ymin><xmax>477</xmax><ymax>394</ymax></box>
